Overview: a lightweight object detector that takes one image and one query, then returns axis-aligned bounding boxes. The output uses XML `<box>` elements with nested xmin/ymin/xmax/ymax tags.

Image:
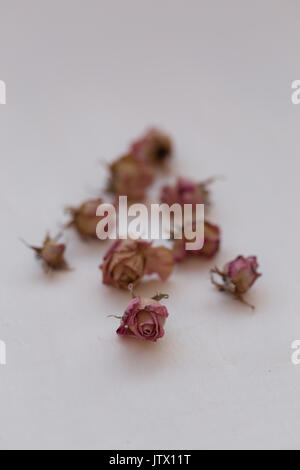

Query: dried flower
<box><xmin>130</xmin><ymin>128</ymin><xmax>173</xmax><ymax>166</ymax></box>
<box><xmin>66</xmin><ymin>198</ymin><xmax>104</xmax><ymax>239</ymax></box>
<box><xmin>211</xmin><ymin>256</ymin><xmax>261</xmax><ymax>308</ymax></box>
<box><xmin>108</xmin><ymin>154</ymin><xmax>154</xmax><ymax>201</ymax></box>
<box><xmin>116</xmin><ymin>288</ymin><xmax>169</xmax><ymax>342</ymax></box>
<box><xmin>23</xmin><ymin>234</ymin><xmax>69</xmax><ymax>272</ymax></box>
<box><xmin>101</xmin><ymin>239</ymin><xmax>174</xmax><ymax>290</ymax></box>
<box><xmin>173</xmin><ymin>221</ymin><xmax>221</xmax><ymax>262</ymax></box>
<box><xmin>161</xmin><ymin>177</ymin><xmax>214</xmax><ymax>208</ymax></box>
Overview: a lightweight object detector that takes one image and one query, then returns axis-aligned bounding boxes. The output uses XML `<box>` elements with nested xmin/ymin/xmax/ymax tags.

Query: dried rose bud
<box><xmin>161</xmin><ymin>177</ymin><xmax>213</xmax><ymax>208</ymax></box>
<box><xmin>108</xmin><ymin>154</ymin><xmax>154</xmax><ymax>201</ymax></box>
<box><xmin>116</xmin><ymin>292</ymin><xmax>169</xmax><ymax>342</ymax></box>
<box><xmin>130</xmin><ymin>128</ymin><xmax>172</xmax><ymax>166</ymax></box>
<box><xmin>101</xmin><ymin>239</ymin><xmax>174</xmax><ymax>290</ymax></box>
<box><xmin>67</xmin><ymin>198</ymin><xmax>104</xmax><ymax>239</ymax></box>
<box><xmin>23</xmin><ymin>234</ymin><xmax>69</xmax><ymax>272</ymax></box>
<box><xmin>173</xmin><ymin>221</ymin><xmax>221</xmax><ymax>262</ymax></box>
<box><xmin>211</xmin><ymin>256</ymin><xmax>261</xmax><ymax>308</ymax></box>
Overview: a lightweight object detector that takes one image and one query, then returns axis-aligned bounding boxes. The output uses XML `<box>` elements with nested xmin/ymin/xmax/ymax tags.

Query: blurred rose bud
<box><xmin>108</xmin><ymin>154</ymin><xmax>154</xmax><ymax>201</ymax></box>
<box><xmin>101</xmin><ymin>239</ymin><xmax>147</xmax><ymax>290</ymax></box>
<box><xmin>130</xmin><ymin>128</ymin><xmax>173</xmax><ymax>166</ymax></box>
<box><xmin>23</xmin><ymin>234</ymin><xmax>69</xmax><ymax>272</ymax></box>
<box><xmin>117</xmin><ymin>294</ymin><xmax>169</xmax><ymax>342</ymax></box>
<box><xmin>161</xmin><ymin>177</ymin><xmax>213</xmax><ymax>208</ymax></box>
<box><xmin>211</xmin><ymin>255</ymin><xmax>261</xmax><ymax>308</ymax></box>
<box><xmin>101</xmin><ymin>239</ymin><xmax>174</xmax><ymax>290</ymax></box>
<box><xmin>173</xmin><ymin>221</ymin><xmax>221</xmax><ymax>262</ymax></box>
<box><xmin>67</xmin><ymin>198</ymin><xmax>104</xmax><ymax>239</ymax></box>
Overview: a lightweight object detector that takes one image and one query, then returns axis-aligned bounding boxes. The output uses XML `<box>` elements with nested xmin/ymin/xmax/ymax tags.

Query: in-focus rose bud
<box><xmin>108</xmin><ymin>154</ymin><xmax>154</xmax><ymax>201</ymax></box>
<box><xmin>66</xmin><ymin>198</ymin><xmax>105</xmax><ymax>239</ymax></box>
<box><xmin>23</xmin><ymin>234</ymin><xmax>69</xmax><ymax>272</ymax></box>
<box><xmin>161</xmin><ymin>177</ymin><xmax>213</xmax><ymax>208</ymax></box>
<box><xmin>211</xmin><ymin>256</ymin><xmax>261</xmax><ymax>308</ymax></box>
<box><xmin>116</xmin><ymin>292</ymin><xmax>169</xmax><ymax>342</ymax></box>
<box><xmin>173</xmin><ymin>221</ymin><xmax>221</xmax><ymax>262</ymax></box>
<box><xmin>101</xmin><ymin>239</ymin><xmax>174</xmax><ymax>290</ymax></box>
<box><xmin>130</xmin><ymin>128</ymin><xmax>173</xmax><ymax>166</ymax></box>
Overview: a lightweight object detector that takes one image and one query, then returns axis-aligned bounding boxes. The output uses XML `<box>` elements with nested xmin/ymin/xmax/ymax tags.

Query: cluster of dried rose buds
<box><xmin>107</xmin><ymin>128</ymin><xmax>173</xmax><ymax>202</ymax></box>
<box><xmin>23</xmin><ymin>127</ymin><xmax>262</xmax><ymax>345</ymax></box>
<box><xmin>23</xmin><ymin>234</ymin><xmax>70</xmax><ymax>273</ymax></box>
<box><xmin>210</xmin><ymin>256</ymin><xmax>261</xmax><ymax>309</ymax></box>
<box><xmin>115</xmin><ymin>286</ymin><xmax>170</xmax><ymax>342</ymax></box>
<box><xmin>101</xmin><ymin>239</ymin><xmax>174</xmax><ymax>290</ymax></box>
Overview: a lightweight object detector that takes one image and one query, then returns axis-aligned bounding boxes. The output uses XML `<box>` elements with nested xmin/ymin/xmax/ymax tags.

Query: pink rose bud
<box><xmin>23</xmin><ymin>234</ymin><xmax>69</xmax><ymax>273</ymax></box>
<box><xmin>108</xmin><ymin>154</ymin><xmax>154</xmax><ymax>201</ymax></box>
<box><xmin>67</xmin><ymin>198</ymin><xmax>104</xmax><ymax>239</ymax></box>
<box><xmin>101</xmin><ymin>239</ymin><xmax>174</xmax><ymax>290</ymax></box>
<box><xmin>173</xmin><ymin>221</ymin><xmax>221</xmax><ymax>262</ymax></box>
<box><xmin>117</xmin><ymin>293</ymin><xmax>169</xmax><ymax>342</ymax></box>
<box><xmin>130</xmin><ymin>128</ymin><xmax>173</xmax><ymax>166</ymax></box>
<box><xmin>211</xmin><ymin>256</ymin><xmax>261</xmax><ymax>308</ymax></box>
<box><xmin>161</xmin><ymin>177</ymin><xmax>214</xmax><ymax>208</ymax></box>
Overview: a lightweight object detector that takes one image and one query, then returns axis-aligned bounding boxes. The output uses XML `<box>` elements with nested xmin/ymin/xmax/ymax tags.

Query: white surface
<box><xmin>1</xmin><ymin>0</ymin><xmax>300</xmax><ymax>450</ymax></box>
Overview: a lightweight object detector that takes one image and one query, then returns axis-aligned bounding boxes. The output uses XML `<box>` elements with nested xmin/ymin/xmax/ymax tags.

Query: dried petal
<box><xmin>145</xmin><ymin>246</ymin><xmax>174</xmax><ymax>281</ymax></box>
<box><xmin>24</xmin><ymin>234</ymin><xmax>69</xmax><ymax>272</ymax></box>
<box><xmin>161</xmin><ymin>177</ymin><xmax>212</xmax><ymax>208</ymax></box>
<box><xmin>101</xmin><ymin>239</ymin><xmax>149</xmax><ymax>290</ymax></box>
<box><xmin>101</xmin><ymin>239</ymin><xmax>174</xmax><ymax>290</ymax></box>
<box><xmin>130</xmin><ymin>128</ymin><xmax>172</xmax><ymax>166</ymax></box>
<box><xmin>173</xmin><ymin>238</ymin><xmax>187</xmax><ymax>263</ymax></box>
<box><xmin>211</xmin><ymin>255</ymin><xmax>261</xmax><ymax>308</ymax></box>
<box><xmin>108</xmin><ymin>154</ymin><xmax>154</xmax><ymax>201</ymax></box>
<box><xmin>224</xmin><ymin>256</ymin><xmax>261</xmax><ymax>294</ymax></box>
<box><xmin>116</xmin><ymin>295</ymin><xmax>169</xmax><ymax>342</ymax></box>
<box><xmin>199</xmin><ymin>222</ymin><xmax>221</xmax><ymax>258</ymax></box>
<box><xmin>67</xmin><ymin>198</ymin><xmax>104</xmax><ymax>239</ymax></box>
<box><xmin>173</xmin><ymin>221</ymin><xmax>221</xmax><ymax>262</ymax></box>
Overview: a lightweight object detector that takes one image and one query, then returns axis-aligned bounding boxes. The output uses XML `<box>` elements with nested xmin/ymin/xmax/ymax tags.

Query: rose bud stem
<box><xmin>152</xmin><ymin>293</ymin><xmax>169</xmax><ymax>301</ymax></box>
<box><xmin>210</xmin><ymin>267</ymin><xmax>226</xmax><ymax>291</ymax></box>
<box><xmin>210</xmin><ymin>269</ymin><xmax>254</xmax><ymax>309</ymax></box>
<box><xmin>128</xmin><ymin>283</ymin><xmax>137</xmax><ymax>298</ymax></box>
<box><xmin>200</xmin><ymin>175</ymin><xmax>224</xmax><ymax>187</ymax></box>
<box><xmin>235</xmin><ymin>295</ymin><xmax>255</xmax><ymax>310</ymax></box>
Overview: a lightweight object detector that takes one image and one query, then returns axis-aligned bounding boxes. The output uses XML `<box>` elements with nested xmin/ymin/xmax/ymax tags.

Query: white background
<box><xmin>0</xmin><ymin>0</ymin><xmax>300</xmax><ymax>450</ymax></box>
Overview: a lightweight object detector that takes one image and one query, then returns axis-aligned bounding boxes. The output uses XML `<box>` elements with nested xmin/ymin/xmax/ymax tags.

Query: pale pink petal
<box><xmin>145</xmin><ymin>246</ymin><xmax>174</xmax><ymax>281</ymax></box>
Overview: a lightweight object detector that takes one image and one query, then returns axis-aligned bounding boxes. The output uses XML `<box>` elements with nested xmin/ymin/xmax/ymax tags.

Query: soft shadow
<box><xmin>133</xmin><ymin>278</ymin><xmax>175</xmax><ymax>298</ymax></box>
<box><xmin>113</xmin><ymin>334</ymin><xmax>175</xmax><ymax>377</ymax></box>
<box><xmin>208</xmin><ymin>283</ymin><xmax>268</xmax><ymax>315</ymax></box>
<box><xmin>176</xmin><ymin>255</ymin><xmax>219</xmax><ymax>275</ymax></box>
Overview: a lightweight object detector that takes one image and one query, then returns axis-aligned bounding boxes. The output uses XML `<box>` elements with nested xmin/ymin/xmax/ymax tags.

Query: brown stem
<box><xmin>210</xmin><ymin>268</ymin><xmax>226</xmax><ymax>291</ymax></box>
<box><xmin>128</xmin><ymin>283</ymin><xmax>136</xmax><ymax>299</ymax></box>
<box><xmin>152</xmin><ymin>293</ymin><xmax>169</xmax><ymax>302</ymax></box>
<box><xmin>234</xmin><ymin>293</ymin><xmax>255</xmax><ymax>310</ymax></box>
